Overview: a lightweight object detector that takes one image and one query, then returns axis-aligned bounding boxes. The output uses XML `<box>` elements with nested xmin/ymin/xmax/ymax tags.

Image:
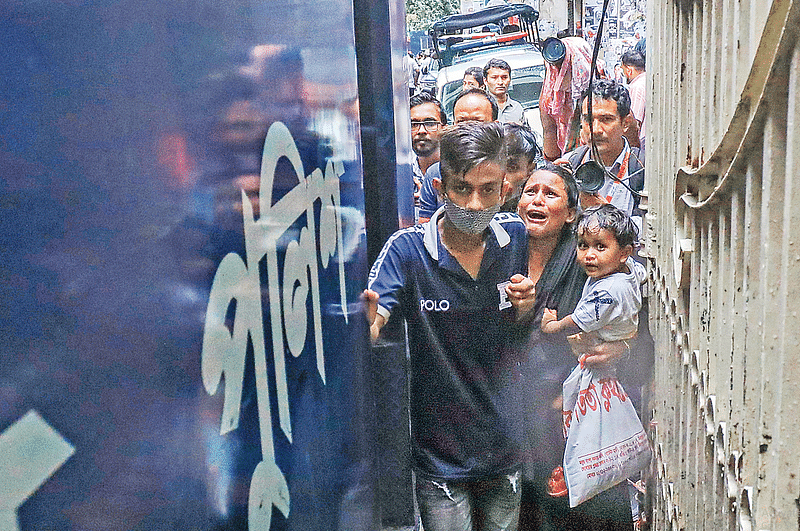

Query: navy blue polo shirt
<box><xmin>368</xmin><ymin>207</ymin><xmax>529</xmax><ymax>481</ymax></box>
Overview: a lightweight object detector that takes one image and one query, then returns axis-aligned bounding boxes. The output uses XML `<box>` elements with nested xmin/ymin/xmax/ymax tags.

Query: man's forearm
<box><xmin>540</xmin><ymin>110</ymin><xmax>561</xmax><ymax>160</ymax></box>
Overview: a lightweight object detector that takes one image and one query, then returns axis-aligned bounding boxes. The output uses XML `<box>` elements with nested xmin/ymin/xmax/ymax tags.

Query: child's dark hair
<box><xmin>576</xmin><ymin>204</ymin><xmax>638</xmax><ymax>248</ymax></box>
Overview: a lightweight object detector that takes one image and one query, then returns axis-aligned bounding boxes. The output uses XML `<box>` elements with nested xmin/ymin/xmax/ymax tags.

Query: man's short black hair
<box><xmin>621</xmin><ymin>49</ymin><xmax>645</xmax><ymax>70</ymax></box>
<box><xmin>463</xmin><ymin>66</ymin><xmax>485</xmax><ymax>87</ymax></box>
<box><xmin>453</xmin><ymin>88</ymin><xmax>499</xmax><ymax>121</ymax></box>
<box><xmin>439</xmin><ymin>122</ymin><xmax>506</xmax><ymax>189</ymax></box>
<box><xmin>483</xmin><ymin>58</ymin><xmax>512</xmax><ymax>78</ymax></box>
<box><xmin>581</xmin><ymin>79</ymin><xmax>631</xmax><ymax>118</ymax></box>
<box><xmin>410</xmin><ymin>92</ymin><xmax>448</xmax><ymax>125</ymax></box>
<box><xmin>504</xmin><ymin>123</ymin><xmax>541</xmax><ymax>165</ymax></box>
<box><xmin>576</xmin><ymin>204</ymin><xmax>638</xmax><ymax>248</ymax></box>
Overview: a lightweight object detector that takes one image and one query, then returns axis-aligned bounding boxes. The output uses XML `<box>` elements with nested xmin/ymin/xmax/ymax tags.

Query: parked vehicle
<box><xmin>430</xmin><ymin>4</ymin><xmax>545</xmax><ymax>136</ymax></box>
<box><xmin>435</xmin><ymin>46</ymin><xmax>545</xmax><ymax>136</ymax></box>
<box><xmin>430</xmin><ymin>4</ymin><xmax>540</xmax><ymax>68</ymax></box>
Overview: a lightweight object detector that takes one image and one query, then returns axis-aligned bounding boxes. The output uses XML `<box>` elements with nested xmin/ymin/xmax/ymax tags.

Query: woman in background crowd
<box><xmin>462</xmin><ymin>66</ymin><xmax>486</xmax><ymax>90</ymax></box>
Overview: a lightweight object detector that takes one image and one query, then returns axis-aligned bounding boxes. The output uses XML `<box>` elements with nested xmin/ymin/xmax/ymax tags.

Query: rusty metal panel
<box><xmin>646</xmin><ymin>0</ymin><xmax>800</xmax><ymax>529</ymax></box>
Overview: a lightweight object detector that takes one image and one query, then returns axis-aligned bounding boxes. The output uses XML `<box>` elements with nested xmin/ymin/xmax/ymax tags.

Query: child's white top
<box><xmin>572</xmin><ymin>257</ymin><xmax>647</xmax><ymax>341</ymax></box>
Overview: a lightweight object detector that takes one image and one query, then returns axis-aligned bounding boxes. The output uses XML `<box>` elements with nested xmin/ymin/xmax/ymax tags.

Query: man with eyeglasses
<box><xmin>410</xmin><ymin>92</ymin><xmax>447</xmax><ymax>222</ymax></box>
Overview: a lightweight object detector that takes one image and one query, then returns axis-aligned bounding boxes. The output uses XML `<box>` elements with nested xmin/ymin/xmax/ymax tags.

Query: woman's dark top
<box><xmin>502</xmin><ymin>227</ymin><xmax>587</xmax><ymax>485</ymax></box>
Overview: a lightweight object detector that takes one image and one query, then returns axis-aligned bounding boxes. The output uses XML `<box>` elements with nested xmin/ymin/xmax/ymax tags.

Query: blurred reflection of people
<box><xmin>181</xmin><ymin>49</ymin><xmax>319</xmax><ymax>266</ymax></box>
<box><xmin>169</xmin><ymin>46</ymin><xmax>368</xmax><ymax>522</ymax></box>
<box><xmin>173</xmin><ymin>74</ymin><xmax>269</xmax><ymax>270</ymax></box>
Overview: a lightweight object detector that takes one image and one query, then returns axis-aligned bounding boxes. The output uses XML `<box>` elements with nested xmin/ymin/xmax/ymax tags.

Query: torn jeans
<box><xmin>416</xmin><ymin>470</ymin><xmax>522</xmax><ymax>531</ymax></box>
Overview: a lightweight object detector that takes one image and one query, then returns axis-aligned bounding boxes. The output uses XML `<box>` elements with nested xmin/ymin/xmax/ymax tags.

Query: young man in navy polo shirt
<box><xmin>364</xmin><ymin>122</ymin><xmax>535</xmax><ymax>531</ymax></box>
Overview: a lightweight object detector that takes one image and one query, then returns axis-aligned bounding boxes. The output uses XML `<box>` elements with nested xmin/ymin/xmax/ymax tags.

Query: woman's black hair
<box><xmin>463</xmin><ymin>66</ymin><xmax>485</xmax><ymax>87</ymax></box>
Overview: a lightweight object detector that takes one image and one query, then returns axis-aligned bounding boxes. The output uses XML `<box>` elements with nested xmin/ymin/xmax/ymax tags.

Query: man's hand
<box><xmin>541</xmin><ymin>308</ymin><xmax>558</xmax><ymax>332</ymax></box>
<box><xmin>579</xmin><ymin>191</ymin><xmax>609</xmax><ymax>210</ymax></box>
<box><xmin>623</xmin><ymin>114</ymin><xmax>641</xmax><ymax>148</ymax></box>
<box><xmin>361</xmin><ymin>289</ymin><xmax>384</xmax><ymax>341</ymax></box>
<box><xmin>505</xmin><ymin>274</ymin><xmax>535</xmax><ymax>317</ymax></box>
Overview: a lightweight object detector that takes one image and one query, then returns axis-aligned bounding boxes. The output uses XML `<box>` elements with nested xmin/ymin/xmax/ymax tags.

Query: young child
<box><xmin>540</xmin><ymin>203</ymin><xmax>646</xmax><ymax>348</ymax></box>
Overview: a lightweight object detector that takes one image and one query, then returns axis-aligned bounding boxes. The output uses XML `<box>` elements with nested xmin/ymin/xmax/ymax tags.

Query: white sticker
<box><xmin>0</xmin><ymin>410</ymin><xmax>75</xmax><ymax>530</ymax></box>
<box><xmin>201</xmin><ymin>122</ymin><xmax>350</xmax><ymax>529</ymax></box>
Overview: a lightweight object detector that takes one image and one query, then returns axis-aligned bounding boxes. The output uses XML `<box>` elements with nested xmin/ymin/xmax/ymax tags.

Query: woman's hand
<box><xmin>540</xmin><ymin>110</ymin><xmax>562</xmax><ymax>161</ymax></box>
<box><xmin>506</xmin><ymin>274</ymin><xmax>536</xmax><ymax>318</ymax></box>
<box><xmin>569</xmin><ymin>333</ymin><xmax>631</xmax><ymax>368</ymax></box>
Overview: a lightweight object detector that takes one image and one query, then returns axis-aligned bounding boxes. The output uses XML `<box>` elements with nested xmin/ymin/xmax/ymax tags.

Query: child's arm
<box><xmin>540</xmin><ymin>308</ymin><xmax>582</xmax><ymax>335</ymax></box>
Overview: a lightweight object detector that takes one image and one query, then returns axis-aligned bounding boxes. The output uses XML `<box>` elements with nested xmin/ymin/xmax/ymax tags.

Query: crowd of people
<box><xmin>371</xmin><ymin>37</ymin><xmax>651</xmax><ymax>531</ymax></box>
<box><xmin>404</xmin><ymin>49</ymin><xmax>438</xmax><ymax>97</ymax></box>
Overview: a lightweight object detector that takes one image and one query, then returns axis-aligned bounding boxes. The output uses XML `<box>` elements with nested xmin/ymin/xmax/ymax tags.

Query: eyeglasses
<box><xmin>411</xmin><ymin>120</ymin><xmax>441</xmax><ymax>131</ymax></box>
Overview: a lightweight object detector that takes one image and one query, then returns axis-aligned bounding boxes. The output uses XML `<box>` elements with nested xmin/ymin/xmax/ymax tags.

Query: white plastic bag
<box><xmin>561</xmin><ymin>362</ymin><xmax>651</xmax><ymax>508</ymax></box>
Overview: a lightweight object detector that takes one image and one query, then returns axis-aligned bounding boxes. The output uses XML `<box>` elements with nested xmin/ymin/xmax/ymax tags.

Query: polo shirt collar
<box><xmin>423</xmin><ymin>206</ymin><xmax>512</xmax><ymax>263</ymax></box>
